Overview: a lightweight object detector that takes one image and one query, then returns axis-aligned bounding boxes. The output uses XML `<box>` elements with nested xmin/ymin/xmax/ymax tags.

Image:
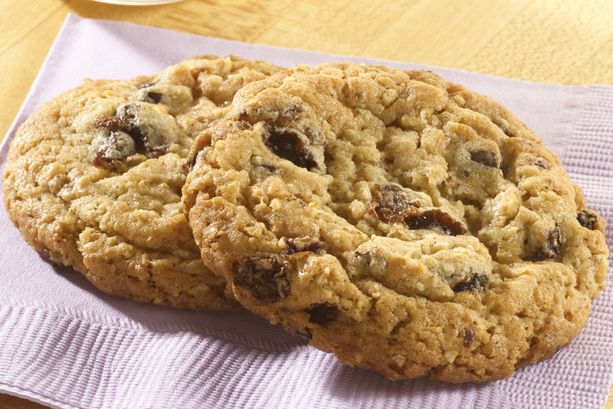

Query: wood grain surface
<box><xmin>0</xmin><ymin>0</ymin><xmax>611</xmax><ymax>408</ymax></box>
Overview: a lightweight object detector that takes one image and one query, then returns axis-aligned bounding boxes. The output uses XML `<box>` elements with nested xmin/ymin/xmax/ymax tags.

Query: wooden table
<box><xmin>0</xmin><ymin>0</ymin><xmax>611</xmax><ymax>407</ymax></box>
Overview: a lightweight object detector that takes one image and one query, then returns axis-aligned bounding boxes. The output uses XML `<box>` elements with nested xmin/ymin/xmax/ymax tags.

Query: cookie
<box><xmin>2</xmin><ymin>56</ymin><xmax>279</xmax><ymax>310</ymax></box>
<box><xmin>183</xmin><ymin>63</ymin><xmax>609</xmax><ymax>381</ymax></box>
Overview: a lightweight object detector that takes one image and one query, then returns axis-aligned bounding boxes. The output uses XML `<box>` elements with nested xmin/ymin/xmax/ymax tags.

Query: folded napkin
<box><xmin>0</xmin><ymin>14</ymin><xmax>611</xmax><ymax>409</ymax></box>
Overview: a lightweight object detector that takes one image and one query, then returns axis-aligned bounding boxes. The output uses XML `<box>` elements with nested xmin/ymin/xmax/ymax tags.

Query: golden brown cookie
<box><xmin>2</xmin><ymin>56</ymin><xmax>279</xmax><ymax>310</ymax></box>
<box><xmin>183</xmin><ymin>63</ymin><xmax>608</xmax><ymax>380</ymax></box>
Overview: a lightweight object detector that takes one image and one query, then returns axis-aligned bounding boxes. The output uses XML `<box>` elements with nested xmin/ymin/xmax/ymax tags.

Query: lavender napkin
<box><xmin>0</xmin><ymin>14</ymin><xmax>611</xmax><ymax>409</ymax></box>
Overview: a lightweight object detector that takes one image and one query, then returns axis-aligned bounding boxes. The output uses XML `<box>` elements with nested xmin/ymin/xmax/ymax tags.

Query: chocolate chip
<box><xmin>469</xmin><ymin>150</ymin><xmax>498</xmax><ymax>168</ymax></box>
<box><xmin>371</xmin><ymin>184</ymin><xmax>419</xmax><ymax>224</ymax></box>
<box><xmin>234</xmin><ymin>255</ymin><xmax>291</xmax><ymax>302</ymax></box>
<box><xmin>534</xmin><ymin>158</ymin><xmax>549</xmax><ymax>169</ymax></box>
<box><xmin>462</xmin><ymin>329</ymin><xmax>476</xmax><ymax>346</ymax></box>
<box><xmin>406</xmin><ymin>209</ymin><xmax>466</xmax><ymax>236</ymax></box>
<box><xmin>453</xmin><ymin>274</ymin><xmax>489</xmax><ymax>292</ymax></box>
<box><xmin>534</xmin><ymin>224</ymin><xmax>562</xmax><ymax>260</ymax></box>
<box><xmin>145</xmin><ymin>91</ymin><xmax>163</xmax><ymax>104</ymax></box>
<box><xmin>306</xmin><ymin>303</ymin><xmax>339</xmax><ymax>325</ymax></box>
<box><xmin>286</xmin><ymin>237</ymin><xmax>327</xmax><ymax>255</ymax></box>
<box><xmin>265</xmin><ymin>128</ymin><xmax>317</xmax><ymax>170</ymax></box>
<box><xmin>577</xmin><ymin>209</ymin><xmax>598</xmax><ymax>230</ymax></box>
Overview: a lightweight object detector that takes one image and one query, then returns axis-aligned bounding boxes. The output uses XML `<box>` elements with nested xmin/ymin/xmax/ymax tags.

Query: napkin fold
<box><xmin>0</xmin><ymin>14</ymin><xmax>611</xmax><ymax>409</ymax></box>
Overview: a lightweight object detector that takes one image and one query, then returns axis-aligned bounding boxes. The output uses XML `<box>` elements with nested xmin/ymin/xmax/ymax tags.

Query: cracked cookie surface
<box><xmin>3</xmin><ymin>56</ymin><xmax>279</xmax><ymax>310</ymax></box>
<box><xmin>183</xmin><ymin>63</ymin><xmax>609</xmax><ymax>381</ymax></box>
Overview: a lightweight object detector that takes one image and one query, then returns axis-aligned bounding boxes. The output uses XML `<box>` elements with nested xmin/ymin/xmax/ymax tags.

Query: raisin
<box><xmin>93</xmin><ymin>153</ymin><xmax>116</xmax><ymax>170</ymax></box>
<box><xmin>462</xmin><ymin>329</ymin><xmax>476</xmax><ymax>346</ymax></box>
<box><xmin>234</xmin><ymin>255</ymin><xmax>291</xmax><ymax>302</ymax></box>
<box><xmin>577</xmin><ymin>209</ymin><xmax>598</xmax><ymax>230</ymax></box>
<box><xmin>265</xmin><ymin>128</ymin><xmax>317</xmax><ymax>170</ymax></box>
<box><xmin>534</xmin><ymin>158</ymin><xmax>549</xmax><ymax>169</ymax></box>
<box><xmin>238</xmin><ymin>110</ymin><xmax>250</xmax><ymax>122</ymax></box>
<box><xmin>406</xmin><ymin>209</ymin><xmax>466</xmax><ymax>236</ymax></box>
<box><xmin>92</xmin><ymin>131</ymin><xmax>136</xmax><ymax>171</ymax></box>
<box><xmin>94</xmin><ymin>116</ymin><xmax>127</xmax><ymax>132</ymax></box>
<box><xmin>146</xmin><ymin>145</ymin><xmax>168</xmax><ymax>158</ymax></box>
<box><xmin>94</xmin><ymin>103</ymin><xmax>176</xmax><ymax>168</ymax></box>
<box><xmin>145</xmin><ymin>91</ymin><xmax>163</xmax><ymax>104</ymax></box>
<box><xmin>453</xmin><ymin>274</ymin><xmax>489</xmax><ymax>292</ymax></box>
<box><xmin>371</xmin><ymin>186</ymin><xmax>466</xmax><ymax>235</ymax></box>
<box><xmin>534</xmin><ymin>224</ymin><xmax>562</xmax><ymax>260</ymax></box>
<box><xmin>469</xmin><ymin>150</ymin><xmax>498</xmax><ymax>168</ymax></box>
<box><xmin>116</xmin><ymin>104</ymin><xmax>171</xmax><ymax>158</ymax></box>
<box><xmin>306</xmin><ymin>303</ymin><xmax>339</xmax><ymax>325</ymax></box>
<box><xmin>371</xmin><ymin>184</ymin><xmax>419</xmax><ymax>223</ymax></box>
<box><xmin>286</xmin><ymin>237</ymin><xmax>327</xmax><ymax>255</ymax></box>
<box><xmin>96</xmin><ymin>108</ymin><xmax>147</xmax><ymax>154</ymax></box>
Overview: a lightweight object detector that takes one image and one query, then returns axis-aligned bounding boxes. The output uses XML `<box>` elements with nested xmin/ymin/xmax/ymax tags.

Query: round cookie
<box><xmin>3</xmin><ymin>56</ymin><xmax>279</xmax><ymax>310</ymax></box>
<box><xmin>183</xmin><ymin>63</ymin><xmax>609</xmax><ymax>381</ymax></box>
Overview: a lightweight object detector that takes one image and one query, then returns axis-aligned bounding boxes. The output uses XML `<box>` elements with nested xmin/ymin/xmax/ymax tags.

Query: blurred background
<box><xmin>0</xmin><ymin>0</ymin><xmax>611</xmax><ymax>408</ymax></box>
